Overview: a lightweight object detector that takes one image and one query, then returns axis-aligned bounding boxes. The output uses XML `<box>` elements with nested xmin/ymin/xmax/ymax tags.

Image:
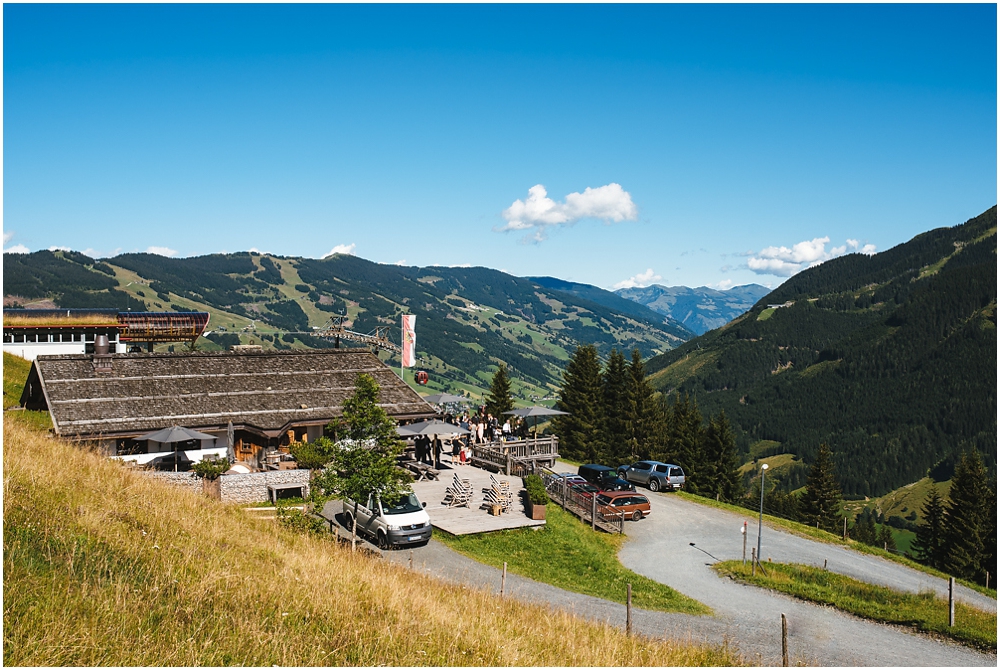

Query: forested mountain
<box><xmin>525</xmin><ymin>276</ymin><xmax>696</xmax><ymax>338</ymax></box>
<box><xmin>615</xmin><ymin>283</ymin><xmax>771</xmax><ymax>335</ymax></box>
<box><xmin>645</xmin><ymin>207</ymin><xmax>997</xmax><ymax>498</ymax></box>
<box><xmin>3</xmin><ymin>250</ymin><xmax>690</xmax><ymax>398</ymax></box>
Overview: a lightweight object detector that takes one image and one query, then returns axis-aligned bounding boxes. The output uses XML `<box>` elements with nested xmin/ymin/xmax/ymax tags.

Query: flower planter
<box><xmin>527</xmin><ymin>500</ymin><xmax>547</xmax><ymax>520</ymax></box>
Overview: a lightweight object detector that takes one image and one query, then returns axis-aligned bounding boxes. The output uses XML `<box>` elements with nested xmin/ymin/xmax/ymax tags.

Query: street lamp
<box><xmin>757</xmin><ymin>463</ymin><xmax>769</xmax><ymax>563</ymax></box>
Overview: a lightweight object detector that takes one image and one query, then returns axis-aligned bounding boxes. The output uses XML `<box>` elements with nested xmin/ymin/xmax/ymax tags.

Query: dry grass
<box><xmin>3</xmin><ymin>419</ymin><xmax>741</xmax><ymax>666</ymax></box>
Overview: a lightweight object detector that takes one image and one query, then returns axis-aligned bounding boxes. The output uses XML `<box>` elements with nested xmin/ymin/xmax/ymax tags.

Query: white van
<box><xmin>337</xmin><ymin>491</ymin><xmax>433</xmax><ymax>548</ymax></box>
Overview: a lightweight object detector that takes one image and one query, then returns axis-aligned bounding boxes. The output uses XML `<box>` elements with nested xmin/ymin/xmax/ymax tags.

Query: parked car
<box><xmin>597</xmin><ymin>491</ymin><xmax>651</xmax><ymax>521</ymax></box>
<box><xmin>578</xmin><ymin>463</ymin><xmax>636</xmax><ymax>492</ymax></box>
<box><xmin>617</xmin><ymin>460</ymin><xmax>686</xmax><ymax>492</ymax></box>
<box><xmin>336</xmin><ymin>491</ymin><xmax>433</xmax><ymax>548</ymax></box>
<box><xmin>569</xmin><ymin>482</ymin><xmax>600</xmax><ymax>499</ymax></box>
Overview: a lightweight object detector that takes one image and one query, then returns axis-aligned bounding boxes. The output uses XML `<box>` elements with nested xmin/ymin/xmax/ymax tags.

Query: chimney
<box><xmin>92</xmin><ymin>334</ymin><xmax>113</xmax><ymax>373</ymax></box>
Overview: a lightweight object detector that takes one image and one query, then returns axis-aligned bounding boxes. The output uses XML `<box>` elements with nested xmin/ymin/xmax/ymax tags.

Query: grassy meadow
<box><xmin>713</xmin><ymin>561</ymin><xmax>996</xmax><ymax>652</ymax></box>
<box><xmin>437</xmin><ymin>504</ymin><xmax>710</xmax><ymax>615</ymax></box>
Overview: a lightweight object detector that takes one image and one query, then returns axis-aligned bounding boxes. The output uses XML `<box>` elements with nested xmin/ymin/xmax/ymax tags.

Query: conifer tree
<box><xmin>912</xmin><ymin>488</ymin><xmax>947</xmax><ymax>570</ymax></box>
<box><xmin>877</xmin><ymin>523</ymin><xmax>897</xmax><ymax>552</ymax></box>
<box><xmin>601</xmin><ymin>349</ymin><xmax>630</xmax><ymax>465</ymax></box>
<box><xmin>625</xmin><ymin>349</ymin><xmax>665</xmax><ymax>462</ymax></box>
<box><xmin>799</xmin><ymin>443</ymin><xmax>843</xmax><ymax>533</ymax></box>
<box><xmin>660</xmin><ymin>394</ymin><xmax>705</xmax><ymax>493</ymax></box>
<box><xmin>943</xmin><ymin>451</ymin><xmax>990</xmax><ymax>581</ymax></box>
<box><xmin>553</xmin><ymin>345</ymin><xmax>605</xmax><ymax>464</ymax></box>
<box><xmin>484</xmin><ymin>363</ymin><xmax>514</xmax><ymax>419</ymax></box>
<box><xmin>851</xmin><ymin>509</ymin><xmax>878</xmax><ymax>546</ymax></box>
<box><xmin>701</xmin><ymin>411</ymin><xmax>742</xmax><ymax>502</ymax></box>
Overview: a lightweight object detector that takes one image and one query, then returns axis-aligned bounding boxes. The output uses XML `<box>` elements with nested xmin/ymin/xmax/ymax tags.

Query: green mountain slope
<box><xmin>3</xmin><ymin>251</ymin><xmax>690</xmax><ymax>398</ymax></box>
<box><xmin>524</xmin><ymin>276</ymin><xmax>696</xmax><ymax>338</ymax></box>
<box><xmin>646</xmin><ymin>207</ymin><xmax>997</xmax><ymax>498</ymax></box>
<box><xmin>615</xmin><ymin>283</ymin><xmax>771</xmax><ymax>335</ymax></box>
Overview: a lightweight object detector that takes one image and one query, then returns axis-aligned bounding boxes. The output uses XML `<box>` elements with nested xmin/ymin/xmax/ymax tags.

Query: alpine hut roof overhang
<box><xmin>20</xmin><ymin>348</ymin><xmax>436</xmax><ymax>440</ymax></box>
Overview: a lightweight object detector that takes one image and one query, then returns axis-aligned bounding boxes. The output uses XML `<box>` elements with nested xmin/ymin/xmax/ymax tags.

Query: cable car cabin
<box><xmin>415</xmin><ymin>370</ymin><xmax>429</xmax><ymax>385</ymax></box>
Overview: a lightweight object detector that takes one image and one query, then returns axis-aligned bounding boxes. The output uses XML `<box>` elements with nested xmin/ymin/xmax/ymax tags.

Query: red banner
<box><xmin>401</xmin><ymin>314</ymin><xmax>416</xmax><ymax>368</ymax></box>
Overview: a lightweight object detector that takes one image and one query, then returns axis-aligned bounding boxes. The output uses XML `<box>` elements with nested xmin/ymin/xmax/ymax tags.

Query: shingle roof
<box><xmin>26</xmin><ymin>348</ymin><xmax>436</xmax><ymax>438</ymax></box>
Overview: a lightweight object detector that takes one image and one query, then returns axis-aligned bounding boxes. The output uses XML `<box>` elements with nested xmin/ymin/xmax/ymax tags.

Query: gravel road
<box><xmin>363</xmin><ymin>493</ymin><xmax>995</xmax><ymax>666</ymax></box>
<box><xmin>617</xmin><ymin>491</ymin><xmax>996</xmax><ymax>665</ymax></box>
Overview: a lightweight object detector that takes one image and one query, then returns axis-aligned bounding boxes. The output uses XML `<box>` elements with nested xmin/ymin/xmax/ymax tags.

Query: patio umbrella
<box><xmin>137</xmin><ymin>425</ymin><xmax>217</xmax><ymax>443</ymax></box>
<box><xmin>420</xmin><ymin>393</ymin><xmax>466</xmax><ymax>405</ymax></box>
<box><xmin>137</xmin><ymin>425</ymin><xmax>216</xmax><ymax>472</ymax></box>
<box><xmin>396</xmin><ymin>419</ymin><xmax>471</xmax><ymax>468</ymax></box>
<box><xmin>226</xmin><ymin>421</ymin><xmax>235</xmax><ymax>465</ymax></box>
<box><xmin>503</xmin><ymin>406</ymin><xmax>569</xmax><ymax>438</ymax></box>
<box><xmin>396</xmin><ymin>419</ymin><xmax>470</xmax><ymax>436</ymax></box>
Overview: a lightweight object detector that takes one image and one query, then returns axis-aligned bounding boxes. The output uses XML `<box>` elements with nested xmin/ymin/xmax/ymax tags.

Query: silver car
<box><xmin>617</xmin><ymin>461</ymin><xmax>685</xmax><ymax>492</ymax></box>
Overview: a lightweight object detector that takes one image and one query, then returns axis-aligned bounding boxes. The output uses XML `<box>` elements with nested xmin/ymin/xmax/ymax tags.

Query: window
<box><xmin>654</xmin><ymin>464</ymin><xmax>668</xmax><ymax>473</ymax></box>
<box><xmin>13</xmin><ymin>333</ymin><xmax>24</xmax><ymax>343</ymax></box>
<box><xmin>669</xmin><ymin>467</ymin><xmax>684</xmax><ymax>477</ymax></box>
<box><xmin>636</xmin><ymin>462</ymin><xmax>652</xmax><ymax>471</ymax></box>
<box><xmin>25</xmin><ymin>333</ymin><xmax>37</xmax><ymax>343</ymax></box>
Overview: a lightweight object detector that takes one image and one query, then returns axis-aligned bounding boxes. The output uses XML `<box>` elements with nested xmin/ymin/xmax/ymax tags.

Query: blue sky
<box><xmin>4</xmin><ymin>4</ymin><xmax>996</xmax><ymax>291</ymax></box>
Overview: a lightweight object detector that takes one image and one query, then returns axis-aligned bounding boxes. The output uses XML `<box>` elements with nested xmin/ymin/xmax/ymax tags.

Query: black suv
<box><xmin>578</xmin><ymin>464</ymin><xmax>636</xmax><ymax>492</ymax></box>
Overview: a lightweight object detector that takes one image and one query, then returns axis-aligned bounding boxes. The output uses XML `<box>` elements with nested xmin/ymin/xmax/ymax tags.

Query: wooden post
<box><xmin>751</xmin><ymin>548</ymin><xmax>756</xmax><ymax>576</ymax></box>
<box><xmin>409</xmin><ymin>550</ymin><xmax>413</xmax><ymax>570</ymax></box>
<box><xmin>626</xmin><ymin>583</ymin><xmax>633</xmax><ymax>636</ymax></box>
<box><xmin>591</xmin><ymin>495</ymin><xmax>597</xmax><ymax>531</ymax></box>
<box><xmin>843</xmin><ymin>516</ymin><xmax>847</xmax><ymax>539</ymax></box>
<box><xmin>501</xmin><ymin>561</ymin><xmax>507</xmax><ymax>596</ymax></box>
<box><xmin>987</xmin><ymin>572</ymin><xmax>991</xmax><ymax>590</ymax></box>
<box><xmin>781</xmin><ymin>613</ymin><xmax>788</xmax><ymax>667</ymax></box>
<box><xmin>948</xmin><ymin>577</ymin><xmax>955</xmax><ymax>627</ymax></box>
<box><xmin>743</xmin><ymin>521</ymin><xmax>747</xmax><ymax>564</ymax></box>
<box><xmin>823</xmin><ymin>559</ymin><xmax>827</xmax><ymax>570</ymax></box>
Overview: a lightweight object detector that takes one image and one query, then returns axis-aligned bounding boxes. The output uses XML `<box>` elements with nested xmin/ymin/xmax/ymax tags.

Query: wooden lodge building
<box><xmin>19</xmin><ymin>347</ymin><xmax>436</xmax><ymax>469</ymax></box>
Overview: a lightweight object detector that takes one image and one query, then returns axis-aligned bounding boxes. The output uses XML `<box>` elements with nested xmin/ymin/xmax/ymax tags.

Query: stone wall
<box><xmin>139</xmin><ymin>469</ymin><xmax>310</xmax><ymax>504</ymax></box>
<box><xmin>218</xmin><ymin>469</ymin><xmax>311</xmax><ymax>505</ymax></box>
<box><xmin>142</xmin><ymin>471</ymin><xmax>203</xmax><ymax>494</ymax></box>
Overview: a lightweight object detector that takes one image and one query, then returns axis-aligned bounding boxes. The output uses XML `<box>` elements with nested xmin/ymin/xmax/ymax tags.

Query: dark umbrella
<box><xmin>397</xmin><ymin>420</ymin><xmax>471</xmax><ymax>468</ymax></box>
<box><xmin>137</xmin><ymin>425</ymin><xmax>216</xmax><ymax>472</ymax></box>
<box><xmin>396</xmin><ymin>419</ymin><xmax>471</xmax><ymax>436</ymax></box>
<box><xmin>137</xmin><ymin>425</ymin><xmax>217</xmax><ymax>443</ymax></box>
<box><xmin>420</xmin><ymin>393</ymin><xmax>466</xmax><ymax>405</ymax></box>
<box><xmin>503</xmin><ymin>406</ymin><xmax>569</xmax><ymax>438</ymax></box>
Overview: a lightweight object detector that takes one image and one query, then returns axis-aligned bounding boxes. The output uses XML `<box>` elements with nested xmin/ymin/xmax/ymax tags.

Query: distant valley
<box><xmin>615</xmin><ymin>283</ymin><xmax>771</xmax><ymax>335</ymax></box>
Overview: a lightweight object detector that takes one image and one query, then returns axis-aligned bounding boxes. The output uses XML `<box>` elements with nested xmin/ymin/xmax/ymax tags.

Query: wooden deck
<box><xmin>469</xmin><ymin>436</ymin><xmax>559</xmax><ymax>475</ymax></box>
<box><xmin>410</xmin><ymin>460</ymin><xmax>546</xmax><ymax>536</ymax></box>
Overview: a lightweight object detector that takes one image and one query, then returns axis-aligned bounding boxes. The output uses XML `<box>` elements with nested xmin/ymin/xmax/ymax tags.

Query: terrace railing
<box><xmin>539</xmin><ymin>467</ymin><xmax>625</xmax><ymax>534</ymax></box>
<box><xmin>469</xmin><ymin>436</ymin><xmax>559</xmax><ymax>476</ymax></box>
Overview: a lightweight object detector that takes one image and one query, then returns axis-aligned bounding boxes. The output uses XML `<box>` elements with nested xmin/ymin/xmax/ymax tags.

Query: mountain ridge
<box><xmin>644</xmin><ymin>206</ymin><xmax>997</xmax><ymax>498</ymax></box>
<box><xmin>614</xmin><ymin>283</ymin><xmax>771</xmax><ymax>335</ymax></box>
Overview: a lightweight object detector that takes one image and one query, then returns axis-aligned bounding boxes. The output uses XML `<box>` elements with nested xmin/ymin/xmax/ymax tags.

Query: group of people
<box><xmin>407</xmin><ymin>407</ymin><xmax>531</xmax><ymax>469</ymax></box>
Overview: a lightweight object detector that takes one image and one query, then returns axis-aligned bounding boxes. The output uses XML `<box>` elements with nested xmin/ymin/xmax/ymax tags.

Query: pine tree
<box><xmin>553</xmin><ymin>345</ymin><xmax>605</xmax><ymax>464</ymax></box>
<box><xmin>942</xmin><ymin>451</ymin><xmax>990</xmax><ymax>581</ymax></box>
<box><xmin>484</xmin><ymin>363</ymin><xmax>514</xmax><ymax>419</ymax></box>
<box><xmin>851</xmin><ymin>509</ymin><xmax>878</xmax><ymax>546</ymax></box>
<box><xmin>878</xmin><ymin>523</ymin><xmax>897</xmax><ymax>552</ymax></box>
<box><xmin>660</xmin><ymin>394</ymin><xmax>705</xmax><ymax>492</ymax></box>
<box><xmin>701</xmin><ymin>411</ymin><xmax>742</xmax><ymax>502</ymax></box>
<box><xmin>912</xmin><ymin>488</ymin><xmax>947</xmax><ymax>570</ymax></box>
<box><xmin>601</xmin><ymin>349</ymin><xmax>630</xmax><ymax>465</ymax></box>
<box><xmin>799</xmin><ymin>443</ymin><xmax>843</xmax><ymax>533</ymax></box>
<box><xmin>625</xmin><ymin>349</ymin><xmax>665</xmax><ymax>462</ymax></box>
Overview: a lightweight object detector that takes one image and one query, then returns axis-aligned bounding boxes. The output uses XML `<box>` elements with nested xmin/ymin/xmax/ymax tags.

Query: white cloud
<box><xmin>747</xmin><ymin>236</ymin><xmax>877</xmax><ymax>277</ymax></box>
<box><xmin>146</xmin><ymin>246</ymin><xmax>178</xmax><ymax>257</ymax></box>
<box><xmin>713</xmin><ymin>279</ymin><xmax>735</xmax><ymax>290</ymax></box>
<box><xmin>323</xmin><ymin>243</ymin><xmax>356</xmax><ymax>258</ymax></box>
<box><xmin>394</xmin><ymin>259</ymin><xmax>407</xmax><ymax>266</ymax></box>
<box><xmin>450</xmin><ymin>263</ymin><xmax>472</xmax><ymax>268</ymax></box>
<box><xmin>612</xmin><ymin>268</ymin><xmax>662</xmax><ymax>290</ymax></box>
<box><xmin>3</xmin><ymin>231</ymin><xmax>14</xmax><ymax>244</ymax></box>
<box><xmin>3</xmin><ymin>244</ymin><xmax>30</xmax><ymax>254</ymax></box>
<box><xmin>48</xmin><ymin>245</ymin><xmax>72</xmax><ymax>252</ymax></box>
<box><xmin>498</xmin><ymin>183</ymin><xmax>638</xmax><ymax>242</ymax></box>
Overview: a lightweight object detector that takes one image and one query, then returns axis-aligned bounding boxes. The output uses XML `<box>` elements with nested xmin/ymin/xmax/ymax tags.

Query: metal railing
<box><xmin>469</xmin><ymin>436</ymin><xmax>559</xmax><ymax>476</ymax></box>
<box><xmin>538</xmin><ymin>466</ymin><xmax>625</xmax><ymax>534</ymax></box>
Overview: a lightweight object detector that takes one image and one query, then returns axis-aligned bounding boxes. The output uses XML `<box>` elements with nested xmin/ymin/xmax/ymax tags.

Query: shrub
<box><xmin>523</xmin><ymin>474</ymin><xmax>549</xmax><ymax>505</ymax></box>
<box><xmin>276</xmin><ymin>505</ymin><xmax>327</xmax><ymax>537</ymax></box>
<box><xmin>191</xmin><ymin>456</ymin><xmax>229</xmax><ymax>480</ymax></box>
